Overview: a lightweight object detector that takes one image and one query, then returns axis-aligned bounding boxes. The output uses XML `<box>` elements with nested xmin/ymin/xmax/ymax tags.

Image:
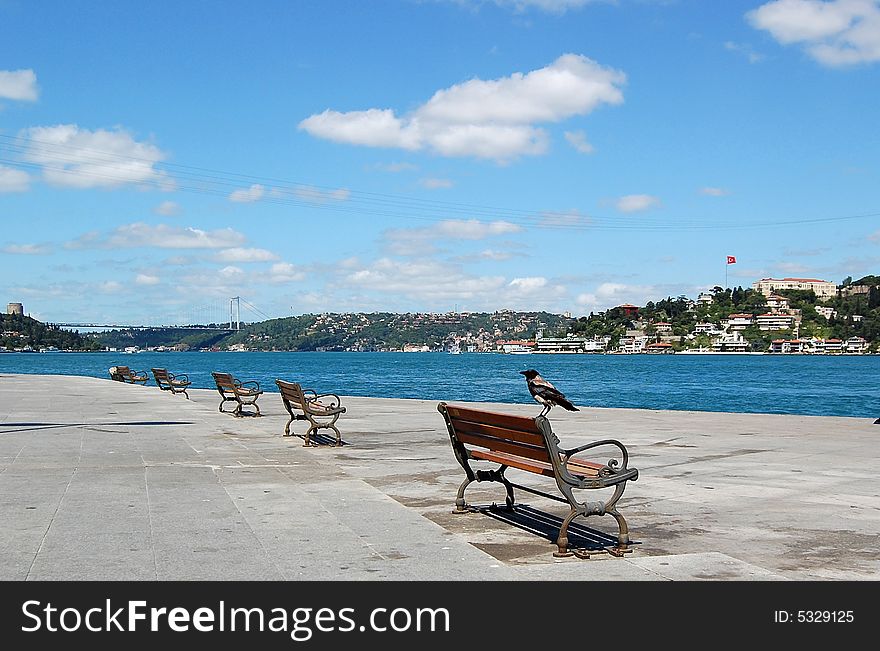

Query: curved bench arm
<box><xmin>170</xmin><ymin>373</ymin><xmax>189</xmax><ymax>382</ymax></box>
<box><xmin>239</xmin><ymin>380</ymin><xmax>261</xmax><ymax>391</ymax></box>
<box><xmin>310</xmin><ymin>392</ymin><xmax>342</xmax><ymax>408</ymax></box>
<box><xmin>562</xmin><ymin>438</ymin><xmax>630</xmax><ymax>469</ymax></box>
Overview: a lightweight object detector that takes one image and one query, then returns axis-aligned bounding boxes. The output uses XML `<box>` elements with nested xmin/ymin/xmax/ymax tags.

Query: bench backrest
<box><xmin>152</xmin><ymin>368</ymin><xmax>170</xmax><ymax>385</ymax></box>
<box><xmin>212</xmin><ymin>371</ymin><xmax>238</xmax><ymax>396</ymax></box>
<box><xmin>276</xmin><ymin>379</ymin><xmax>307</xmax><ymax>411</ymax></box>
<box><xmin>438</xmin><ymin>403</ymin><xmax>553</xmax><ymax>464</ymax></box>
<box><xmin>116</xmin><ymin>366</ymin><xmax>132</xmax><ymax>376</ymax></box>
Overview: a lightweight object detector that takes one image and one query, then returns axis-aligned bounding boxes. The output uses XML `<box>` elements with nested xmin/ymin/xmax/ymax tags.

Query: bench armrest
<box><xmin>563</xmin><ymin>438</ymin><xmax>631</xmax><ymax>469</ymax></box>
<box><xmin>310</xmin><ymin>392</ymin><xmax>342</xmax><ymax>408</ymax></box>
<box><xmin>239</xmin><ymin>380</ymin><xmax>261</xmax><ymax>391</ymax></box>
<box><xmin>170</xmin><ymin>373</ymin><xmax>189</xmax><ymax>382</ymax></box>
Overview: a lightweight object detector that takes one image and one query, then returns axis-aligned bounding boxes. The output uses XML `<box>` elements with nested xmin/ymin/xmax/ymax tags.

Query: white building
<box><xmin>618</xmin><ymin>336</ymin><xmax>648</xmax><ymax>354</ymax></box>
<box><xmin>695</xmin><ymin>322</ymin><xmax>722</xmax><ymax>334</ymax></box>
<box><xmin>725</xmin><ymin>314</ymin><xmax>755</xmax><ymax>331</ymax></box>
<box><xmin>766</xmin><ymin>295</ymin><xmax>790</xmax><ymax>311</ymax></box>
<box><xmin>712</xmin><ymin>331</ymin><xmax>750</xmax><ymax>352</ymax></box>
<box><xmin>844</xmin><ymin>336</ymin><xmax>868</xmax><ymax>353</ymax></box>
<box><xmin>756</xmin><ymin>313</ymin><xmax>795</xmax><ymax>331</ymax></box>
<box><xmin>751</xmin><ymin>277</ymin><xmax>837</xmax><ymax>300</ymax></box>
<box><xmin>815</xmin><ymin>306</ymin><xmax>837</xmax><ymax>320</ymax></box>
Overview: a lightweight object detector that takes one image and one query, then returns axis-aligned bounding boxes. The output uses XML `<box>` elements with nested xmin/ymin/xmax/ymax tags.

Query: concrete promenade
<box><xmin>1</xmin><ymin>373</ymin><xmax>878</xmax><ymax>581</ymax></box>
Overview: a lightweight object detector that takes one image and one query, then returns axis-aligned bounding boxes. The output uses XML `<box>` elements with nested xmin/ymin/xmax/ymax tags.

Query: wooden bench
<box><xmin>438</xmin><ymin>402</ymin><xmax>639</xmax><ymax>558</ymax></box>
<box><xmin>211</xmin><ymin>371</ymin><xmax>263</xmax><ymax>417</ymax></box>
<box><xmin>151</xmin><ymin>368</ymin><xmax>191</xmax><ymax>399</ymax></box>
<box><xmin>109</xmin><ymin>365</ymin><xmax>148</xmax><ymax>384</ymax></box>
<box><xmin>275</xmin><ymin>379</ymin><xmax>347</xmax><ymax>446</ymax></box>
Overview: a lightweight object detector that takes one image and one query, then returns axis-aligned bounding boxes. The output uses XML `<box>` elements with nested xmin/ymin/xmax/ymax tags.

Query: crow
<box><xmin>519</xmin><ymin>369</ymin><xmax>579</xmax><ymax>417</ymax></box>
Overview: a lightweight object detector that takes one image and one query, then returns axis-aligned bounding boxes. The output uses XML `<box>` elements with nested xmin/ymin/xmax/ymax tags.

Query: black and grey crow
<box><xmin>519</xmin><ymin>369</ymin><xmax>579</xmax><ymax>417</ymax></box>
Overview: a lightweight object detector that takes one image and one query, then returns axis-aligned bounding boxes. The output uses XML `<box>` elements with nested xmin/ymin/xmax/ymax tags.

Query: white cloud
<box><xmin>455</xmin><ymin>1</ymin><xmax>600</xmax><ymax>14</ymax></box>
<box><xmin>268</xmin><ymin>262</ymin><xmax>306</xmax><ymax>283</ymax></box>
<box><xmin>214</xmin><ymin>247</ymin><xmax>279</xmax><ymax>263</ymax></box>
<box><xmin>748</xmin><ymin>0</ymin><xmax>880</xmax><ymax>66</ymax></box>
<box><xmin>347</xmin><ymin>257</ymin><xmax>507</xmax><ymax>302</ymax></box>
<box><xmin>373</xmin><ymin>162</ymin><xmax>418</xmax><ymax>173</ymax></box>
<box><xmin>293</xmin><ymin>185</ymin><xmax>351</xmax><ymax>202</ymax></box>
<box><xmin>777</xmin><ymin>261</ymin><xmax>812</xmax><ymax>273</ymax></box>
<box><xmin>299</xmin><ymin>54</ymin><xmax>625</xmax><ymax>162</ymax></box>
<box><xmin>384</xmin><ymin>219</ymin><xmax>523</xmax><ymax>255</ymax></box>
<box><xmin>2</xmin><ymin>243</ymin><xmax>49</xmax><ymax>255</ymax></box>
<box><xmin>564</xmin><ymin>129</ymin><xmax>595</xmax><ymax>154</ymax></box>
<box><xmin>66</xmin><ymin>223</ymin><xmax>247</xmax><ymax>250</ymax></box>
<box><xmin>0</xmin><ymin>69</ymin><xmax>38</xmax><ymax>101</ymax></box>
<box><xmin>99</xmin><ymin>280</ymin><xmax>124</xmax><ymax>294</ymax></box>
<box><xmin>576</xmin><ymin>282</ymin><xmax>661</xmax><ymax>311</ymax></box>
<box><xmin>419</xmin><ymin>177</ymin><xmax>454</xmax><ymax>189</ymax></box>
<box><xmin>20</xmin><ymin>124</ymin><xmax>170</xmax><ymax>189</ymax></box>
<box><xmin>229</xmin><ymin>184</ymin><xmax>265</xmax><ymax>203</ymax></box>
<box><xmin>0</xmin><ymin>165</ymin><xmax>30</xmax><ymax>193</ymax></box>
<box><xmin>135</xmin><ymin>273</ymin><xmax>160</xmax><ymax>285</ymax></box>
<box><xmin>539</xmin><ymin>209</ymin><xmax>592</xmax><ymax>227</ymax></box>
<box><xmin>615</xmin><ymin>194</ymin><xmax>661</xmax><ymax>213</ymax></box>
<box><xmin>724</xmin><ymin>41</ymin><xmax>766</xmax><ymax>63</ymax></box>
<box><xmin>700</xmin><ymin>187</ymin><xmax>730</xmax><ymax>196</ymax></box>
<box><xmin>153</xmin><ymin>200</ymin><xmax>180</xmax><ymax>216</ymax></box>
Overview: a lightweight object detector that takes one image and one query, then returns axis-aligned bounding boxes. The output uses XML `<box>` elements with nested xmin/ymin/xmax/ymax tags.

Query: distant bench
<box><xmin>437</xmin><ymin>402</ymin><xmax>639</xmax><ymax>558</ymax></box>
<box><xmin>212</xmin><ymin>371</ymin><xmax>263</xmax><ymax>417</ymax></box>
<box><xmin>151</xmin><ymin>368</ymin><xmax>191</xmax><ymax>399</ymax></box>
<box><xmin>109</xmin><ymin>366</ymin><xmax>148</xmax><ymax>384</ymax></box>
<box><xmin>276</xmin><ymin>379</ymin><xmax>347</xmax><ymax>446</ymax></box>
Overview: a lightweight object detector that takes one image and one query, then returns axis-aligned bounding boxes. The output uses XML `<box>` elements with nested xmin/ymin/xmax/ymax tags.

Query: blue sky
<box><xmin>1</xmin><ymin>0</ymin><xmax>879</xmax><ymax>325</ymax></box>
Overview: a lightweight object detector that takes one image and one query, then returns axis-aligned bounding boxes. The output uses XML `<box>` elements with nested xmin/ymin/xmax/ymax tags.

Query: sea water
<box><xmin>2</xmin><ymin>351</ymin><xmax>878</xmax><ymax>419</ymax></box>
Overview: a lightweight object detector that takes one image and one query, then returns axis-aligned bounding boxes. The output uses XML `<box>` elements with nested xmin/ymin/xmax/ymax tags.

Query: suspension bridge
<box><xmin>54</xmin><ymin>297</ymin><xmax>272</xmax><ymax>331</ymax></box>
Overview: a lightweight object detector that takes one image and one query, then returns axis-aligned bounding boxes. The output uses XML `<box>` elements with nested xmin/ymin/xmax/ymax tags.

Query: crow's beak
<box><xmin>519</xmin><ymin>371</ymin><xmax>528</xmax><ymax>375</ymax></box>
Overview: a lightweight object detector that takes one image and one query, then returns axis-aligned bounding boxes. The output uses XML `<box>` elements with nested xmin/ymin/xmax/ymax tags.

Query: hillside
<box><xmin>0</xmin><ymin>313</ymin><xmax>103</xmax><ymax>351</ymax></box>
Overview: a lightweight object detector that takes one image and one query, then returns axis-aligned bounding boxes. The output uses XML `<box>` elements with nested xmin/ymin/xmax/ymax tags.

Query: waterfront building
<box><xmin>645</xmin><ymin>342</ymin><xmax>674</xmax><ymax>354</ymax></box>
<box><xmin>769</xmin><ymin>339</ymin><xmax>807</xmax><ymax>354</ymax></box>
<box><xmin>844</xmin><ymin>336</ymin><xmax>868</xmax><ymax>353</ymax></box>
<box><xmin>819</xmin><ymin>338</ymin><xmax>843</xmax><ymax>354</ymax></box>
<box><xmin>618</xmin><ymin>336</ymin><xmax>648</xmax><ymax>354</ymax></box>
<box><xmin>712</xmin><ymin>331</ymin><xmax>750</xmax><ymax>352</ymax></box>
<box><xmin>751</xmin><ymin>277</ymin><xmax>837</xmax><ymax>299</ymax></box>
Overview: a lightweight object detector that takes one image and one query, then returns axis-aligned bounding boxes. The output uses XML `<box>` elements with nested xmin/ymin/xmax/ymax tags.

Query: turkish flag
<box><xmin>727</xmin><ymin>256</ymin><xmax>736</xmax><ymax>264</ymax></box>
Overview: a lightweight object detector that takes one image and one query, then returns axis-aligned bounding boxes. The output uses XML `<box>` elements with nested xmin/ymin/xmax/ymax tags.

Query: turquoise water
<box><xmin>1</xmin><ymin>351</ymin><xmax>878</xmax><ymax>418</ymax></box>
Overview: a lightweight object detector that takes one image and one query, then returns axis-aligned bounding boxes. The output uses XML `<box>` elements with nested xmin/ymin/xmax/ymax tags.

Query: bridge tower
<box><xmin>229</xmin><ymin>297</ymin><xmax>241</xmax><ymax>331</ymax></box>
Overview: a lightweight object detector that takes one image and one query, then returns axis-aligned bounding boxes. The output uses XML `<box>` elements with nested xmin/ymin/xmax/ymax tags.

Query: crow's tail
<box><xmin>557</xmin><ymin>396</ymin><xmax>579</xmax><ymax>411</ymax></box>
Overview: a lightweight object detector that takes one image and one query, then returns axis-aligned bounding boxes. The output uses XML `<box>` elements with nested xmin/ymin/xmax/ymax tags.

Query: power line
<box><xmin>2</xmin><ymin>133</ymin><xmax>878</xmax><ymax>232</ymax></box>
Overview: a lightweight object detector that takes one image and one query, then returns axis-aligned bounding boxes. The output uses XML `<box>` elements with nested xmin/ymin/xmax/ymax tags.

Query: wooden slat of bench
<box><xmin>456</xmin><ymin>430</ymin><xmax>551</xmax><ymax>463</ymax></box>
<box><xmin>471</xmin><ymin>449</ymin><xmax>603</xmax><ymax>479</ymax></box>
<box><xmin>449</xmin><ymin>418</ymin><xmax>546</xmax><ymax>447</ymax></box>
<box><xmin>444</xmin><ymin>405</ymin><xmax>538</xmax><ymax>434</ymax></box>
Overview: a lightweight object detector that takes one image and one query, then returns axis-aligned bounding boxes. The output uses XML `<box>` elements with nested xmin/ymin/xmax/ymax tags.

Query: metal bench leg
<box><xmin>554</xmin><ymin>509</ymin><xmax>580</xmax><ymax>557</ymax></box>
<box><xmin>602</xmin><ymin>484</ymin><xmax>632</xmax><ymax>555</ymax></box>
<box><xmin>328</xmin><ymin>424</ymin><xmax>342</xmax><ymax>446</ymax></box>
<box><xmin>283</xmin><ymin>415</ymin><xmax>294</xmax><ymax>436</ymax></box>
<box><xmin>607</xmin><ymin>508</ymin><xmax>632</xmax><ymax>556</ymax></box>
<box><xmin>453</xmin><ymin>477</ymin><xmax>473</xmax><ymax>513</ymax></box>
<box><xmin>303</xmin><ymin>424</ymin><xmax>318</xmax><ymax>446</ymax></box>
